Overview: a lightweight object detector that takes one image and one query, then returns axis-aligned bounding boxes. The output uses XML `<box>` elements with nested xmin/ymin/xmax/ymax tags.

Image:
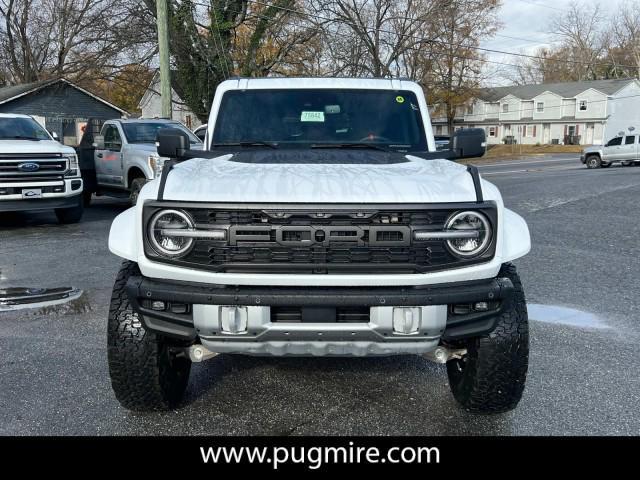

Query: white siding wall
<box><xmin>532</xmin><ymin>92</ymin><xmax>562</xmax><ymax>120</ymax></box>
<box><xmin>499</xmin><ymin>95</ymin><xmax>521</xmax><ymax>121</ymax></box>
<box><xmin>139</xmin><ymin>78</ymin><xmax>203</xmax><ymax>129</ymax></box>
<box><xmin>561</xmin><ymin>99</ymin><xmax>576</xmax><ymax>117</ymax></box>
<box><xmin>575</xmin><ymin>89</ymin><xmax>607</xmax><ymax>120</ymax></box>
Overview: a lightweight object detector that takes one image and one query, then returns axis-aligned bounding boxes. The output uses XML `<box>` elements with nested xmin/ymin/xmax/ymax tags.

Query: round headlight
<box><xmin>445</xmin><ymin>211</ymin><xmax>492</xmax><ymax>258</ymax></box>
<box><xmin>148</xmin><ymin>209</ymin><xmax>195</xmax><ymax>257</ymax></box>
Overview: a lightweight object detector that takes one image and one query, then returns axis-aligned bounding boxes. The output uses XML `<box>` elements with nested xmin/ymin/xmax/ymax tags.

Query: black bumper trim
<box><xmin>0</xmin><ymin>193</ymin><xmax>81</xmax><ymax>212</ymax></box>
<box><xmin>126</xmin><ymin>276</ymin><xmax>514</xmax><ymax>341</ymax></box>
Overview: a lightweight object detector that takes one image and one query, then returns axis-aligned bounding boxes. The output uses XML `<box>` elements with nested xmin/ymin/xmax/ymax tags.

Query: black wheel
<box><xmin>107</xmin><ymin>261</ymin><xmax>191</xmax><ymax>411</ymax></box>
<box><xmin>585</xmin><ymin>155</ymin><xmax>601</xmax><ymax>169</ymax></box>
<box><xmin>82</xmin><ymin>190</ymin><xmax>92</xmax><ymax>207</ymax></box>
<box><xmin>54</xmin><ymin>198</ymin><xmax>84</xmax><ymax>224</ymax></box>
<box><xmin>621</xmin><ymin>161</ymin><xmax>632</xmax><ymax>167</ymax></box>
<box><xmin>446</xmin><ymin>263</ymin><xmax>529</xmax><ymax>414</ymax></box>
<box><xmin>129</xmin><ymin>177</ymin><xmax>146</xmax><ymax>206</ymax></box>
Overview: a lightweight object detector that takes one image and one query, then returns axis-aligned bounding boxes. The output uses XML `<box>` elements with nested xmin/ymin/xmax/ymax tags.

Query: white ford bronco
<box><xmin>0</xmin><ymin>113</ymin><xmax>84</xmax><ymax>223</ymax></box>
<box><xmin>107</xmin><ymin>78</ymin><xmax>531</xmax><ymax>414</ymax></box>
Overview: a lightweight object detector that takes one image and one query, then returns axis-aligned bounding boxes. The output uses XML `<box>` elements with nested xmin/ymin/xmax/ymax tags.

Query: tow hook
<box><xmin>423</xmin><ymin>346</ymin><xmax>467</xmax><ymax>364</ymax></box>
<box><xmin>186</xmin><ymin>344</ymin><xmax>218</xmax><ymax>362</ymax></box>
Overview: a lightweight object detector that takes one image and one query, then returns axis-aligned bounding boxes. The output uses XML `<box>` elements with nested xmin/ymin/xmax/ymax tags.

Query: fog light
<box><xmin>392</xmin><ymin>307</ymin><xmax>421</xmax><ymax>334</ymax></box>
<box><xmin>474</xmin><ymin>302</ymin><xmax>489</xmax><ymax>311</ymax></box>
<box><xmin>220</xmin><ymin>306</ymin><xmax>248</xmax><ymax>334</ymax></box>
<box><xmin>151</xmin><ymin>301</ymin><xmax>166</xmax><ymax>311</ymax></box>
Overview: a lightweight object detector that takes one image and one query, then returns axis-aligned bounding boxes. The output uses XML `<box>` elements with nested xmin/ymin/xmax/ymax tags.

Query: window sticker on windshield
<box><xmin>324</xmin><ymin>105</ymin><xmax>341</xmax><ymax>114</ymax></box>
<box><xmin>396</xmin><ymin>96</ymin><xmax>405</xmax><ymax>104</ymax></box>
<box><xmin>301</xmin><ymin>111</ymin><xmax>325</xmax><ymax>122</ymax></box>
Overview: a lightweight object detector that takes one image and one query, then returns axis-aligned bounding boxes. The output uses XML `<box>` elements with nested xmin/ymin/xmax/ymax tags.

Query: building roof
<box><xmin>0</xmin><ymin>78</ymin><xmax>128</xmax><ymax>115</ymax></box>
<box><xmin>477</xmin><ymin>78</ymin><xmax>638</xmax><ymax>102</ymax></box>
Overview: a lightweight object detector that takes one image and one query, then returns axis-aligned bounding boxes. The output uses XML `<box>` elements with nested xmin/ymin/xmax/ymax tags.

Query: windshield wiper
<box><xmin>212</xmin><ymin>141</ymin><xmax>278</xmax><ymax>149</ymax></box>
<box><xmin>311</xmin><ymin>143</ymin><xmax>390</xmax><ymax>152</ymax></box>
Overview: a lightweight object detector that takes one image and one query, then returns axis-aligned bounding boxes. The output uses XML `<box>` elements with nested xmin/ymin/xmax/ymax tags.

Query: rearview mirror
<box><xmin>156</xmin><ymin>128</ymin><xmax>191</xmax><ymax>159</ymax></box>
<box><xmin>450</xmin><ymin>128</ymin><xmax>486</xmax><ymax>159</ymax></box>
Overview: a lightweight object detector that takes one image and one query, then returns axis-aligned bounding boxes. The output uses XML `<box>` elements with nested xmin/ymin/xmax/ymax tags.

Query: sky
<box><xmin>481</xmin><ymin>0</ymin><xmax>609</xmax><ymax>86</ymax></box>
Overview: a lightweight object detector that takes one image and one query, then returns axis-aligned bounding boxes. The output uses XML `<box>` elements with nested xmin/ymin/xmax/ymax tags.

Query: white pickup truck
<box><xmin>0</xmin><ymin>113</ymin><xmax>83</xmax><ymax>223</ymax></box>
<box><xmin>581</xmin><ymin>133</ymin><xmax>640</xmax><ymax>168</ymax></box>
<box><xmin>106</xmin><ymin>78</ymin><xmax>530</xmax><ymax>414</ymax></box>
<box><xmin>89</xmin><ymin>119</ymin><xmax>201</xmax><ymax>204</ymax></box>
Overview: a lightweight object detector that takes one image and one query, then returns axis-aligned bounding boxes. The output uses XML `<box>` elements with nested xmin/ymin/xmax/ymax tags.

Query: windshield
<box><xmin>212</xmin><ymin>89</ymin><xmax>428</xmax><ymax>151</ymax></box>
<box><xmin>121</xmin><ymin>122</ymin><xmax>201</xmax><ymax>145</ymax></box>
<box><xmin>0</xmin><ymin>117</ymin><xmax>51</xmax><ymax>140</ymax></box>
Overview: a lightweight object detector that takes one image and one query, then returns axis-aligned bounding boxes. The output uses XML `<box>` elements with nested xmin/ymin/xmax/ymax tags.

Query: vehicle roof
<box><xmin>216</xmin><ymin>77</ymin><xmax>423</xmax><ymax>93</ymax></box>
<box><xmin>112</xmin><ymin>118</ymin><xmax>182</xmax><ymax>124</ymax></box>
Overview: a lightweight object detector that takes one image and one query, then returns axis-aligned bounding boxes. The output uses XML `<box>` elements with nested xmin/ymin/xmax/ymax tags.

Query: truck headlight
<box><xmin>148</xmin><ymin>209</ymin><xmax>195</xmax><ymax>257</ymax></box>
<box><xmin>64</xmin><ymin>154</ymin><xmax>79</xmax><ymax>177</ymax></box>
<box><xmin>444</xmin><ymin>211</ymin><xmax>492</xmax><ymax>258</ymax></box>
<box><xmin>148</xmin><ymin>154</ymin><xmax>167</xmax><ymax>179</ymax></box>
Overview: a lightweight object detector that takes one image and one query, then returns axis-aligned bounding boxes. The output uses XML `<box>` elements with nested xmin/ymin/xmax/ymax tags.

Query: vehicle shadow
<box><xmin>0</xmin><ymin>197</ymin><xmax>129</xmax><ymax>229</ymax></box>
<box><xmin>166</xmin><ymin>353</ymin><xmax>515</xmax><ymax>435</ymax></box>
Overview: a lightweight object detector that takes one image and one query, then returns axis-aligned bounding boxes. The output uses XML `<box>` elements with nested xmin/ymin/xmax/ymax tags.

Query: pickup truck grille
<box><xmin>144</xmin><ymin>204</ymin><xmax>497</xmax><ymax>274</ymax></box>
<box><xmin>0</xmin><ymin>154</ymin><xmax>67</xmax><ymax>184</ymax></box>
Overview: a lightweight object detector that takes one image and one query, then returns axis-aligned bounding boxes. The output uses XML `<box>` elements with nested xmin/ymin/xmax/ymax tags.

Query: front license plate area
<box><xmin>22</xmin><ymin>188</ymin><xmax>42</xmax><ymax>199</ymax></box>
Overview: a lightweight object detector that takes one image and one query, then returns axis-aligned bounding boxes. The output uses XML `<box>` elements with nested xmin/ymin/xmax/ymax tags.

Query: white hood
<box><xmin>0</xmin><ymin>139</ymin><xmax>75</xmax><ymax>155</ymax></box>
<box><xmin>159</xmin><ymin>153</ymin><xmax>481</xmax><ymax>204</ymax></box>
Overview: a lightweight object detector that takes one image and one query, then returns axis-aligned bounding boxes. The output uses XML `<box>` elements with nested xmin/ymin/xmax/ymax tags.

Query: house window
<box><xmin>185</xmin><ymin>115</ymin><xmax>192</xmax><ymax>129</ymax></box>
<box><xmin>466</xmin><ymin>104</ymin><xmax>473</xmax><ymax>115</ymax></box>
<box><xmin>579</xmin><ymin>100</ymin><xmax>587</xmax><ymax>111</ymax></box>
<box><xmin>502</xmin><ymin>104</ymin><xmax>509</xmax><ymax>113</ymax></box>
<box><xmin>488</xmin><ymin>126</ymin><xmax>497</xmax><ymax>137</ymax></box>
<box><xmin>435</xmin><ymin>125</ymin><xmax>443</xmax><ymax>135</ymax></box>
<box><xmin>536</xmin><ymin>102</ymin><xmax>544</xmax><ymax>113</ymax></box>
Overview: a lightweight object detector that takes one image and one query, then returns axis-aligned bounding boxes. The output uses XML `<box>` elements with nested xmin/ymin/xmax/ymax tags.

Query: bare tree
<box><xmin>609</xmin><ymin>0</ymin><xmax>640</xmax><ymax>78</ymax></box>
<box><xmin>0</xmin><ymin>0</ymin><xmax>155</xmax><ymax>85</ymax></box>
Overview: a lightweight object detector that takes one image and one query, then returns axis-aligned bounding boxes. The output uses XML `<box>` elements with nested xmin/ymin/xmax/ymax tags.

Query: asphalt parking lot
<box><xmin>1</xmin><ymin>153</ymin><xmax>639</xmax><ymax>435</ymax></box>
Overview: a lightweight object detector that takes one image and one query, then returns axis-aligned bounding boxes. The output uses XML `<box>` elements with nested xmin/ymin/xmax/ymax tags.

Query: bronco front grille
<box><xmin>143</xmin><ymin>203</ymin><xmax>497</xmax><ymax>274</ymax></box>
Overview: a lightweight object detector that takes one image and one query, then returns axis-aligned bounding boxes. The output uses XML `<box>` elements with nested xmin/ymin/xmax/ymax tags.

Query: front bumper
<box><xmin>126</xmin><ymin>275</ymin><xmax>514</xmax><ymax>356</ymax></box>
<box><xmin>0</xmin><ymin>190</ymin><xmax>82</xmax><ymax>212</ymax></box>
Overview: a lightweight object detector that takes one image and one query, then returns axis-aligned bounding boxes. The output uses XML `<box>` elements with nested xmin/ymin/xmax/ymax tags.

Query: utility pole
<box><xmin>156</xmin><ymin>0</ymin><xmax>172</xmax><ymax>119</ymax></box>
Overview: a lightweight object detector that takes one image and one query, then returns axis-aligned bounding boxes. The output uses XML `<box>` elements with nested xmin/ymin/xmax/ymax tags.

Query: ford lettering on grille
<box><xmin>229</xmin><ymin>225</ymin><xmax>411</xmax><ymax>247</ymax></box>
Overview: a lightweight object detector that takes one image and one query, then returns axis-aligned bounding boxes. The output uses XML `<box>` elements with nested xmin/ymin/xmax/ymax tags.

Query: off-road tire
<box><xmin>585</xmin><ymin>155</ymin><xmax>601</xmax><ymax>169</ymax></box>
<box><xmin>54</xmin><ymin>198</ymin><xmax>84</xmax><ymax>224</ymax></box>
<box><xmin>107</xmin><ymin>261</ymin><xmax>191</xmax><ymax>411</ymax></box>
<box><xmin>446</xmin><ymin>263</ymin><xmax>529</xmax><ymax>414</ymax></box>
<box><xmin>129</xmin><ymin>177</ymin><xmax>146</xmax><ymax>206</ymax></box>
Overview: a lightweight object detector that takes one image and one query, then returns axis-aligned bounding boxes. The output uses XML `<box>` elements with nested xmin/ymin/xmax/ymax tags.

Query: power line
<box><xmin>242</xmin><ymin>0</ymin><xmax>639</xmax><ymax>71</ymax></box>
<box><xmin>512</xmin><ymin>0</ymin><xmax>565</xmax><ymax>13</ymax></box>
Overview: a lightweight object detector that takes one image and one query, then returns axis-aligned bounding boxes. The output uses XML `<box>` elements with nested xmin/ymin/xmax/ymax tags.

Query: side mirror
<box><xmin>156</xmin><ymin>128</ymin><xmax>191</xmax><ymax>159</ymax></box>
<box><xmin>450</xmin><ymin>128</ymin><xmax>486</xmax><ymax>159</ymax></box>
<box><xmin>93</xmin><ymin>135</ymin><xmax>104</xmax><ymax>149</ymax></box>
<box><xmin>50</xmin><ymin>131</ymin><xmax>59</xmax><ymax>141</ymax></box>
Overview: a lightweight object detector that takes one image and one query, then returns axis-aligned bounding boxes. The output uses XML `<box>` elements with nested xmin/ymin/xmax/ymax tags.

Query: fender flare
<box><xmin>501</xmin><ymin>208</ymin><xmax>531</xmax><ymax>262</ymax></box>
<box><xmin>108</xmin><ymin>207</ymin><xmax>138</xmax><ymax>261</ymax></box>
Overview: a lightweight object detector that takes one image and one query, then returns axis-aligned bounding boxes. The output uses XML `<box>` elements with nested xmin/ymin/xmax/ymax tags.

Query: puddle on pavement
<box><xmin>0</xmin><ymin>287</ymin><xmax>86</xmax><ymax>314</ymax></box>
<box><xmin>528</xmin><ymin>303</ymin><xmax>608</xmax><ymax>329</ymax></box>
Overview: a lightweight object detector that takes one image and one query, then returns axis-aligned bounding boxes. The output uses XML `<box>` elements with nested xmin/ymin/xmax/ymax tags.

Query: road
<box><xmin>1</xmin><ymin>153</ymin><xmax>639</xmax><ymax>435</ymax></box>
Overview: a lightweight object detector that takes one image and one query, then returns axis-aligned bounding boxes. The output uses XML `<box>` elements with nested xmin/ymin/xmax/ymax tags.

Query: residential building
<box><xmin>458</xmin><ymin>78</ymin><xmax>640</xmax><ymax>145</ymax></box>
<box><xmin>0</xmin><ymin>78</ymin><xmax>127</xmax><ymax>146</ymax></box>
<box><xmin>138</xmin><ymin>72</ymin><xmax>203</xmax><ymax>130</ymax></box>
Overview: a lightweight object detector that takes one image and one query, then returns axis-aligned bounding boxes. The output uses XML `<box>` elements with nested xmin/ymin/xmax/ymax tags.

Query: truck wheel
<box><xmin>107</xmin><ymin>261</ymin><xmax>191</xmax><ymax>411</ymax></box>
<box><xmin>446</xmin><ymin>263</ymin><xmax>529</xmax><ymax>414</ymax></box>
<box><xmin>129</xmin><ymin>177</ymin><xmax>146</xmax><ymax>206</ymax></box>
<box><xmin>585</xmin><ymin>155</ymin><xmax>601</xmax><ymax>169</ymax></box>
<box><xmin>54</xmin><ymin>198</ymin><xmax>84</xmax><ymax>224</ymax></box>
